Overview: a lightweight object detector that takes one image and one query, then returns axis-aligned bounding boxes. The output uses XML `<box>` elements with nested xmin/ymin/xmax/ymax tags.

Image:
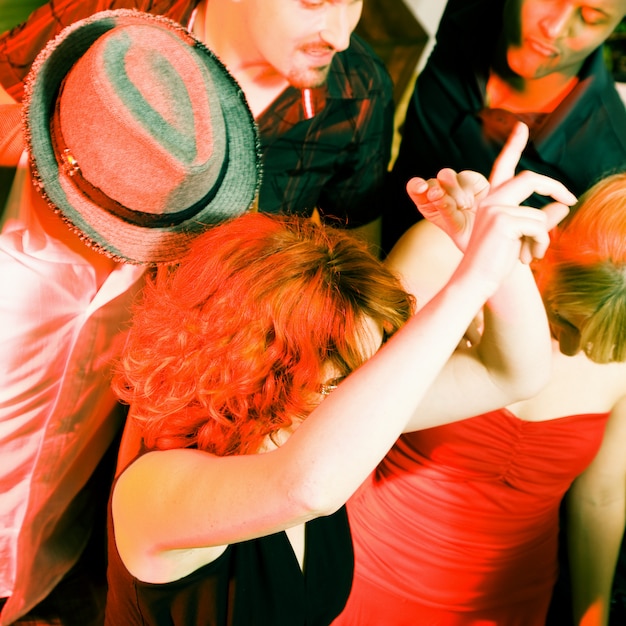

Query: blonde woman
<box><xmin>338</xmin><ymin>133</ymin><xmax>626</xmax><ymax>626</ymax></box>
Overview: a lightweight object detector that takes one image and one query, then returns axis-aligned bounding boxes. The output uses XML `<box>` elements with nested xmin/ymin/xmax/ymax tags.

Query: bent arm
<box><xmin>387</xmin><ymin>219</ymin><xmax>552</xmax><ymax>430</ymax></box>
<box><xmin>114</xmin><ymin>169</ymin><xmax>561</xmax><ymax>580</ymax></box>
<box><xmin>389</xmin><ymin>124</ymin><xmax>573</xmax><ymax>429</ymax></box>
<box><xmin>113</xmin><ymin>234</ymin><xmax>517</xmax><ymax>579</ymax></box>
<box><xmin>568</xmin><ymin>395</ymin><xmax>626</xmax><ymax>626</ymax></box>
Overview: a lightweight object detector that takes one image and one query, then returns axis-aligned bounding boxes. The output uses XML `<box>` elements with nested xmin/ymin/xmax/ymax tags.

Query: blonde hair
<box><xmin>536</xmin><ymin>173</ymin><xmax>626</xmax><ymax>363</ymax></box>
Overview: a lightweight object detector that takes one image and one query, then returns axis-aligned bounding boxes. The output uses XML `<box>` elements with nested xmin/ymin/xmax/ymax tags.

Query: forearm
<box><xmin>393</xmin><ymin>226</ymin><xmax>552</xmax><ymax>427</ymax></box>
<box><xmin>568</xmin><ymin>483</ymin><xmax>625</xmax><ymax>626</ymax></box>
<box><xmin>118</xmin><ymin>261</ymin><xmax>501</xmax><ymax>559</ymax></box>
<box><xmin>283</xmin><ymin>260</ymin><xmax>496</xmax><ymax>512</ymax></box>
<box><xmin>477</xmin><ymin>260</ymin><xmax>551</xmax><ymax>400</ymax></box>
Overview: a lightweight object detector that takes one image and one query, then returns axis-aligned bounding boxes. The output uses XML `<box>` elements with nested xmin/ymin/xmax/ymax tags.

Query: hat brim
<box><xmin>23</xmin><ymin>9</ymin><xmax>260</xmax><ymax>265</ymax></box>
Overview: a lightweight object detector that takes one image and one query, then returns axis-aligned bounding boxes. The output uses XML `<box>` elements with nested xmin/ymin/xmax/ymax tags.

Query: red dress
<box><xmin>334</xmin><ymin>409</ymin><xmax>609</xmax><ymax>626</ymax></box>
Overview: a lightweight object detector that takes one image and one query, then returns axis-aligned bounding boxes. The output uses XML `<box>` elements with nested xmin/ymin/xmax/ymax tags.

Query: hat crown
<box><xmin>24</xmin><ymin>10</ymin><xmax>260</xmax><ymax>264</ymax></box>
<box><xmin>58</xmin><ymin>23</ymin><xmax>227</xmax><ymax>218</ymax></box>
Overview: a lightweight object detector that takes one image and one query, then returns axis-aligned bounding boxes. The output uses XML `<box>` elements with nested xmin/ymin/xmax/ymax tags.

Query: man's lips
<box><xmin>526</xmin><ymin>36</ymin><xmax>560</xmax><ymax>57</ymax></box>
<box><xmin>300</xmin><ymin>45</ymin><xmax>335</xmax><ymax>64</ymax></box>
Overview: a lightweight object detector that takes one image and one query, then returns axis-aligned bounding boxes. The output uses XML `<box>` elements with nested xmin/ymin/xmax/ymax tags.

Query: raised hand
<box><xmin>405</xmin><ymin>122</ymin><xmax>577</xmax><ymax>260</ymax></box>
<box><xmin>459</xmin><ymin>188</ymin><xmax>556</xmax><ymax>296</ymax></box>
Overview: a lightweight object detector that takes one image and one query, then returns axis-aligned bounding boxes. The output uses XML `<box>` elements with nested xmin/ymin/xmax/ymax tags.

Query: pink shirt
<box><xmin>0</xmin><ymin>156</ymin><xmax>145</xmax><ymax>624</ymax></box>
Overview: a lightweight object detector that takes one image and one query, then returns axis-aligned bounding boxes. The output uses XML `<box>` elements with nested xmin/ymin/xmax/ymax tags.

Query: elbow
<box><xmin>479</xmin><ymin>335</ymin><xmax>553</xmax><ymax>405</ymax></box>
<box><xmin>285</xmin><ymin>465</ymin><xmax>347</xmax><ymax>519</ymax></box>
<box><xmin>513</xmin><ymin>370</ymin><xmax>550</xmax><ymax>401</ymax></box>
<box><xmin>496</xmin><ymin>375</ymin><xmax>547</xmax><ymax>406</ymax></box>
<box><xmin>504</xmin><ymin>359</ymin><xmax>552</xmax><ymax>403</ymax></box>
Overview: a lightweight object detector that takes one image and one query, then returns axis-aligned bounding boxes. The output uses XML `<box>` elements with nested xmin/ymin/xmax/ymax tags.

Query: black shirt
<box><xmin>384</xmin><ymin>0</ymin><xmax>626</xmax><ymax>252</ymax></box>
<box><xmin>105</xmin><ymin>503</ymin><xmax>354</xmax><ymax>626</ymax></box>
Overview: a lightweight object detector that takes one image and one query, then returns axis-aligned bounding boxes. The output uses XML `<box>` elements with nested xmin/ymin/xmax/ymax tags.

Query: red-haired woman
<box><xmin>335</xmin><ymin>165</ymin><xmax>626</xmax><ymax>626</ymax></box>
<box><xmin>104</xmin><ymin>129</ymin><xmax>575</xmax><ymax>625</ymax></box>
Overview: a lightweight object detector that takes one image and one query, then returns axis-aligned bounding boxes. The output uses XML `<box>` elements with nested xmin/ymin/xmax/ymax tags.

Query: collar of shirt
<box><xmin>532</xmin><ymin>46</ymin><xmax>626</xmax><ymax>155</ymax></box>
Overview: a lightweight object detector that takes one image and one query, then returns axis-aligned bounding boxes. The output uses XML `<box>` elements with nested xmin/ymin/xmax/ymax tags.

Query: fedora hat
<box><xmin>23</xmin><ymin>9</ymin><xmax>260</xmax><ymax>264</ymax></box>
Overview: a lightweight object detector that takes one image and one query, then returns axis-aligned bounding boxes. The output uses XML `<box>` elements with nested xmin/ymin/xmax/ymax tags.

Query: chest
<box><xmin>284</xmin><ymin>523</ymin><xmax>305</xmax><ymax>570</ymax></box>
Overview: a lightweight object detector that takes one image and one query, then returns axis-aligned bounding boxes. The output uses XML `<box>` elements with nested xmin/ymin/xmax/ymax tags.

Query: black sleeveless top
<box><xmin>105</xmin><ymin>501</ymin><xmax>354</xmax><ymax>626</ymax></box>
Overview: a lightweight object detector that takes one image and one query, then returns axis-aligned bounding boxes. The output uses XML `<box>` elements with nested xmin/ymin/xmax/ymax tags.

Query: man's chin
<box><xmin>289</xmin><ymin>66</ymin><xmax>331</xmax><ymax>90</ymax></box>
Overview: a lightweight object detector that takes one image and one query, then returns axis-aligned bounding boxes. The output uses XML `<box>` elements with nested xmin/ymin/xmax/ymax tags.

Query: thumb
<box><xmin>542</xmin><ymin>202</ymin><xmax>571</xmax><ymax>231</ymax></box>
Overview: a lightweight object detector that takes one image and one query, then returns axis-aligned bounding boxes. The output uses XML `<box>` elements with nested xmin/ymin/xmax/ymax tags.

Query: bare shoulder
<box><xmin>386</xmin><ymin>220</ymin><xmax>458</xmax><ymax>268</ymax></box>
<box><xmin>385</xmin><ymin>221</ymin><xmax>462</xmax><ymax>302</ymax></box>
<box><xmin>603</xmin><ymin>361</ymin><xmax>626</xmax><ymax>414</ymax></box>
<box><xmin>578</xmin><ymin>391</ymin><xmax>626</xmax><ymax>484</ymax></box>
<box><xmin>112</xmin><ymin>450</ymin><xmax>229</xmax><ymax>584</ymax></box>
<box><xmin>511</xmin><ymin>351</ymin><xmax>626</xmax><ymax>421</ymax></box>
<box><xmin>606</xmin><ymin>392</ymin><xmax>626</xmax><ymax>432</ymax></box>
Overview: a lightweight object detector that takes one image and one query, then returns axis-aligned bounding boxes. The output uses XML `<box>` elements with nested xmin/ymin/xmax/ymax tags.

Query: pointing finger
<box><xmin>488</xmin><ymin>170</ymin><xmax>577</xmax><ymax>207</ymax></box>
<box><xmin>489</xmin><ymin>122</ymin><xmax>529</xmax><ymax>187</ymax></box>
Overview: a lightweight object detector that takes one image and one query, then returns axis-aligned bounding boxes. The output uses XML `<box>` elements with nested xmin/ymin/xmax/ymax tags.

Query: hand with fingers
<box><xmin>406</xmin><ymin>122</ymin><xmax>577</xmax><ymax>263</ymax></box>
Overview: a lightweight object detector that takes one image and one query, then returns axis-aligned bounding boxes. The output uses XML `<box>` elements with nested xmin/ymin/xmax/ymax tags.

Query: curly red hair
<box><xmin>113</xmin><ymin>213</ymin><xmax>413</xmax><ymax>455</ymax></box>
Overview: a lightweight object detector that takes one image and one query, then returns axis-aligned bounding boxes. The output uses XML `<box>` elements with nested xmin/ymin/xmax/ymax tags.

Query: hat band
<box><xmin>49</xmin><ymin>91</ymin><xmax>229</xmax><ymax>229</ymax></box>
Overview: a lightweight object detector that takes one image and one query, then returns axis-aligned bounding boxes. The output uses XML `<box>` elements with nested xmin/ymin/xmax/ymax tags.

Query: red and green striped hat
<box><xmin>23</xmin><ymin>9</ymin><xmax>260</xmax><ymax>264</ymax></box>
